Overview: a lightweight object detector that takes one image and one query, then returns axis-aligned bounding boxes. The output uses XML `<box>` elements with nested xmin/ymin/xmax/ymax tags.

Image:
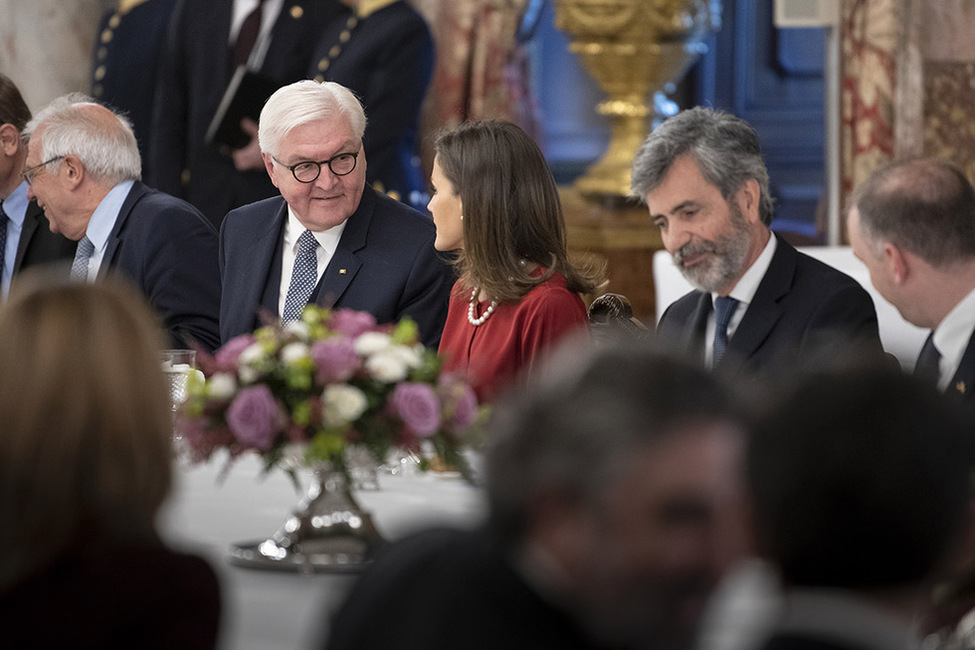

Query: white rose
<box><xmin>322</xmin><ymin>384</ymin><xmax>369</xmax><ymax>427</ymax></box>
<box><xmin>280</xmin><ymin>342</ymin><xmax>310</xmax><ymax>365</ymax></box>
<box><xmin>365</xmin><ymin>350</ymin><xmax>409</xmax><ymax>383</ymax></box>
<box><xmin>283</xmin><ymin>320</ymin><xmax>310</xmax><ymax>341</ymax></box>
<box><xmin>208</xmin><ymin>372</ymin><xmax>237</xmax><ymax>400</ymax></box>
<box><xmin>237</xmin><ymin>342</ymin><xmax>266</xmax><ymax>384</ymax></box>
<box><xmin>354</xmin><ymin>331</ymin><xmax>391</xmax><ymax>356</ymax></box>
<box><xmin>389</xmin><ymin>344</ymin><xmax>422</xmax><ymax>369</ymax></box>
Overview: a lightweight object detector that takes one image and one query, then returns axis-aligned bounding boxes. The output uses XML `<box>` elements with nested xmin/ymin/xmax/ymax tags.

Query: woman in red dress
<box><xmin>429</xmin><ymin>120</ymin><xmax>603</xmax><ymax>402</ymax></box>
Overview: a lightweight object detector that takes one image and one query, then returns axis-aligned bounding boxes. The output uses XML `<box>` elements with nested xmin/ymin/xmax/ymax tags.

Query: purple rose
<box><xmin>310</xmin><ymin>337</ymin><xmax>360</xmax><ymax>383</ymax></box>
<box><xmin>390</xmin><ymin>383</ymin><xmax>441</xmax><ymax>437</ymax></box>
<box><xmin>225</xmin><ymin>384</ymin><xmax>282</xmax><ymax>450</ymax></box>
<box><xmin>330</xmin><ymin>309</ymin><xmax>377</xmax><ymax>338</ymax></box>
<box><xmin>439</xmin><ymin>374</ymin><xmax>478</xmax><ymax>431</ymax></box>
<box><xmin>214</xmin><ymin>334</ymin><xmax>256</xmax><ymax>372</ymax></box>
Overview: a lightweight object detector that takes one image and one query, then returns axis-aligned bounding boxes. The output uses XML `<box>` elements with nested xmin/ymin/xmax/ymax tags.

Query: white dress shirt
<box><xmin>277</xmin><ymin>209</ymin><xmax>347</xmax><ymax>317</ymax></box>
<box><xmin>79</xmin><ymin>180</ymin><xmax>135</xmax><ymax>282</ymax></box>
<box><xmin>229</xmin><ymin>0</ymin><xmax>285</xmax><ymax>69</ymax></box>
<box><xmin>705</xmin><ymin>234</ymin><xmax>778</xmax><ymax>367</ymax></box>
<box><xmin>1</xmin><ymin>181</ymin><xmax>29</xmax><ymax>297</ymax></box>
<box><xmin>931</xmin><ymin>286</ymin><xmax>975</xmax><ymax>391</ymax></box>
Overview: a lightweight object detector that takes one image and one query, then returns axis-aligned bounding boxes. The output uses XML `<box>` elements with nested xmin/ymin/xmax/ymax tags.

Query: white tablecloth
<box><xmin>159</xmin><ymin>454</ymin><xmax>487</xmax><ymax>650</ymax></box>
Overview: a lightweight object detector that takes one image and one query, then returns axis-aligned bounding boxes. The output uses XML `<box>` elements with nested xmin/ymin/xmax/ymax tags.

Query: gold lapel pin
<box><xmin>956</xmin><ymin>381</ymin><xmax>966</xmax><ymax>394</ymax></box>
<box><xmin>339</xmin><ymin>269</ymin><xmax>347</xmax><ymax>275</ymax></box>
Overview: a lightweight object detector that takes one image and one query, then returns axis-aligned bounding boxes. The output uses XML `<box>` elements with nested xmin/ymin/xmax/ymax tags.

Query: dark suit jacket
<box><xmin>219</xmin><ymin>186</ymin><xmax>453</xmax><ymax>347</ymax></box>
<box><xmin>943</xmin><ymin>330</ymin><xmax>975</xmax><ymax>406</ymax></box>
<box><xmin>11</xmin><ymin>200</ymin><xmax>76</xmax><ymax>283</ymax></box>
<box><xmin>308</xmin><ymin>0</ymin><xmax>433</xmax><ymax>207</ymax></box>
<box><xmin>103</xmin><ymin>181</ymin><xmax>221</xmax><ymax>352</ymax></box>
<box><xmin>325</xmin><ymin>527</ymin><xmax>617</xmax><ymax>650</ymax></box>
<box><xmin>149</xmin><ymin>0</ymin><xmax>338</xmax><ymax>225</ymax></box>
<box><xmin>656</xmin><ymin>236</ymin><xmax>883</xmax><ymax>379</ymax></box>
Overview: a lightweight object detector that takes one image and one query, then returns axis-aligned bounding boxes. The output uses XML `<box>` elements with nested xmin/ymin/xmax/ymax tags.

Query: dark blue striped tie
<box><xmin>713</xmin><ymin>296</ymin><xmax>739</xmax><ymax>366</ymax></box>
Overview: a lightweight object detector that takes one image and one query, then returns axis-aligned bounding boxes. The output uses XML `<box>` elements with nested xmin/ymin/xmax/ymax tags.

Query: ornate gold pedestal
<box><xmin>562</xmin><ymin>188</ymin><xmax>662</xmax><ymax>324</ymax></box>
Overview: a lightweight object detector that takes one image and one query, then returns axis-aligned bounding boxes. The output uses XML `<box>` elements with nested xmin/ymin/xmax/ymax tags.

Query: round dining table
<box><xmin>159</xmin><ymin>453</ymin><xmax>487</xmax><ymax>650</ymax></box>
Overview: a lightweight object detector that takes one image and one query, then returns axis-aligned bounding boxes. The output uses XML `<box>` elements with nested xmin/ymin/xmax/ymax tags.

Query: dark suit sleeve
<box><xmin>397</xmin><ymin>243</ymin><xmax>454</xmax><ymax>349</ymax></box>
<box><xmin>142</xmin><ymin>204</ymin><xmax>222</xmax><ymax>352</ymax></box>
<box><xmin>802</xmin><ymin>281</ymin><xmax>883</xmax><ymax>356</ymax></box>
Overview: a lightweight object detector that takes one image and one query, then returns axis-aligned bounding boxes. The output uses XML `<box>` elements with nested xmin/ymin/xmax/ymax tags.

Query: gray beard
<box><xmin>673</xmin><ymin>205</ymin><xmax>752</xmax><ymax>294</ymax></box>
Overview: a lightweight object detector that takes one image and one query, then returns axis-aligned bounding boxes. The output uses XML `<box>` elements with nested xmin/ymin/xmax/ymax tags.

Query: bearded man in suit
<box><xmin>218</xmin><ymin>79</ymin><xmax>452</xmax><ymax>348</ymax></box>
<box><xmin>632</xmin><ymin>107</ymin><xmax>883</xmax><ymax>378</ymax></box>
<box><xmin>0</xmin><ymin>74</ymin><xmax>75</xmax><ymax>297</ymax></box>
<box><xmin>24</xmin><ymin>95</ymin><xmax>220</xmax><ymax>351</ymax></box>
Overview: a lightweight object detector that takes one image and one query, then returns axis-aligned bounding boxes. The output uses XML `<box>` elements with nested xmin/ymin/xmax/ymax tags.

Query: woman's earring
<box><xmin>460</xmin><ymin>215</ymin><xmax>464</xmax><ymax>221</ymax></box>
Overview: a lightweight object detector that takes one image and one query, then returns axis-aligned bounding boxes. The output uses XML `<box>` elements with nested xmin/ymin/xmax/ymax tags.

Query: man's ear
<box><xmin>262</xmin><ymin>152</ymin><xmax>278</xmax><ymax>187</ymax></box>
<box><xmin>883</xmin><ymin>242</ymin><xmax>909</xmax><ymax>284</ymax></box>
<box><xmin>60</xmin><ymin>154</ymin><xmax>86</xmax><ymax>189</ymax></box>
<box><xmin>0</xmin><ymin>124</ymin><xmax>21</xmax><ymax>157</ymax></box>
<box><xmin>736</xmin><ymin>178</ymin><xmax>763</xmax><ymax>224</ymax></box>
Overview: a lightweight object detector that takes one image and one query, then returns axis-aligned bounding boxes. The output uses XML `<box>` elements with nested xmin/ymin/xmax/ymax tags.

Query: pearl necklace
<box><xmin>467</xmin><ymin>288</ymin><xmax>498</xmax><ymax>326</ymax></box>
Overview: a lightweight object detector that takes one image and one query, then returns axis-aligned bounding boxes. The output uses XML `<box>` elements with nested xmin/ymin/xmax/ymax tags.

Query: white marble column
<box><xmin>0</xmin><ymin>0</ymin><xmax>114</xmax><ymax>113</ymax></box>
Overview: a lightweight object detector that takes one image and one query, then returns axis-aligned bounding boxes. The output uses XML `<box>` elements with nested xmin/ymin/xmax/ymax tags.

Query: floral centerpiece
<box><xmin>175</xmin><ymin>306</ymin><xmax>482</xmax><ymax>571</ymax></box>
<box><xmin>178</xmin><ymin>305</ymin><xmax>480</xmax><ymax>479</ymax></box>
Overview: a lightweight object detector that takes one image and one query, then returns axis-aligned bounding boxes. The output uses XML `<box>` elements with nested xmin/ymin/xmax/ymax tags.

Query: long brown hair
<box><xmin>0</xmin><ymin>273</ymin><xmax>173</xmax><ymax>590</ymax></box>
<box><xmin>434</xmin><ymin>120</ymin><xmax>603</xmax><ymax>302</ymax></box>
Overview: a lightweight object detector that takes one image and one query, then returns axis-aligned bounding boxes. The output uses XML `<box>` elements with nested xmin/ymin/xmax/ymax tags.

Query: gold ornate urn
<box><xmin>555</xmin><ymin>0</ymin><xmax>721</xmax><ymax>200</ymax></box>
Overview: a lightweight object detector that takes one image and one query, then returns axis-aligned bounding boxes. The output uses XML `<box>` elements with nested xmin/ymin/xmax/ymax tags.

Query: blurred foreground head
<box><xmin>486</xmin><ymin>341</ymin><xmax>749</xmax><ymax>648</ymax></box>
<box><xmin>0</xmin><ymin>272</ymin><xmax>172</xmax><ymax>589</ymax></box>
<box><xmin>748</xmin><ymin>363</ymin><xmax>974</xmax><ymax>592</ymax></box>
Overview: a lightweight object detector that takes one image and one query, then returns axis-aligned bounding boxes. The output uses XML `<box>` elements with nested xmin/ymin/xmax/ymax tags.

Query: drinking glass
<box><xmin>161</xmin><ymin>349</ymin><xmax>196</xmax><ymax>413</ymax></box>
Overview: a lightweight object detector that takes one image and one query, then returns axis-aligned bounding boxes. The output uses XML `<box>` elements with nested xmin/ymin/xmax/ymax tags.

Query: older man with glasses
<box><xmin>218</xmin><ymin>79</ymin><xmax>453</xmax><ymax>347</ymax></box>
<box><xmin>23</xmin><ymin>93</ymin><xmax>221</xmax><ymax>352</ymax></box>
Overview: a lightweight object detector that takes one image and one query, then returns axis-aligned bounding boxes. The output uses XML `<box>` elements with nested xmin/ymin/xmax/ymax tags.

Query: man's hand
<box><xmin>231</xmin><ymin>118</ymin><xmax>264</xmax><ymax>171</ymax></box>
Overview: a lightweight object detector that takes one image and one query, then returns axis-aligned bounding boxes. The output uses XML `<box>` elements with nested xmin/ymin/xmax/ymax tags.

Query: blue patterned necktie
<box><xmin>712</xmin><ymin>296</ymin><xmax>740</xmax><ymax>366</ymax></box>
<box><xmin>914</xmin><ymin>333</ymin><xmax>942</xmax><ymax>386</ymax></box>
<box><xmin>70</xmin><ymin>235</ymin><xmax>95</xmax><ymax>282</ymax></box>
<box><xmin>282</xmin><ymin>229</ymin><xmax>319</xmax><ymax>322</ymax></box>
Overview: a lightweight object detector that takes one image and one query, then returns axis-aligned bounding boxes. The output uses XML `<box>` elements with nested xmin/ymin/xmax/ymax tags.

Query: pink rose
<box><xmin>439</xmin><ymin>373</ymin><xmax>478</xmax><ymax>431</ymax></box>
<box><xmin>226</xmin><ymin>384</ymin><xmax>282</xmax><ymax>450</ymax></box>
<box><xmin>330</xmin><ymin>309</ymin><xmax>377</xmax><ymax>338</ymax></box>
<box><xmin>390</xmin><ymin>382</ymin><xmax>441</xmax><ymax>437</ymax></box>
<box><xmin>310</xmin><ymin>337</ymin><xmax>359</xmax><ymax>383</ymax></box>
<box><xmin>214</xmin><ymin>334</ymin><xmax>256</xmax><ymax>372</ymax></box>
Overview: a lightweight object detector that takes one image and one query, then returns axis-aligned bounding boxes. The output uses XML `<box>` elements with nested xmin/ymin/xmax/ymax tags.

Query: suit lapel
<box><xmin>12</xmin><ymin>202</ymin><xmax>42</xmax><ymax>273</ymax></box>
<box><xmin>719</xmin><ymin>235</ymin><xmax>793</xmax><ymax>376</ymax></box>
<box><xmin>948</xmin><ymin>331</ymin><xmax>975</xmax><ymax>402</ymax></box>
<box><xmin>99</xmin><ymin>182</ymin><xmax>148</xmax><ymax>278</ymax></box>
<box><xmin>312</xmin><ymin>188</ymin><xmax>373</xmax><ymax>308</ymax></box>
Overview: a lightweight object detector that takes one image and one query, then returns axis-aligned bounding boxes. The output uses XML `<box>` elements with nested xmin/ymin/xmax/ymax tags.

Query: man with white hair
<box><xmin>24</xmin><ymin>95</ymin><xmax>221</xmax><ymax>351</ymax></box>
<box><xmin>218</xmin><ymin>79</ymin><xmax>453</xmax><ymax>347</ymax></box>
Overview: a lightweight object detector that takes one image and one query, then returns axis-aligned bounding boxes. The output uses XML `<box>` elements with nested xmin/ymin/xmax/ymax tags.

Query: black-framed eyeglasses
<box><xmin>272</xmin><ymin>151</ymin><xmax>359</xmax><ymax>183</ymax></box>
<box><xmin>21</xmin><ymin>156</ymin><xmax>65</xmax><ymax>186</ymax></box>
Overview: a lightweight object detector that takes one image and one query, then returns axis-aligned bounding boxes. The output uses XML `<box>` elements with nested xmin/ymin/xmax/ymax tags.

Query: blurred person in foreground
<box><xmin>744</xmin><ymin>362</ymin><xmax>974</xmax><ymax>650</ymax></box>
<box><xmin>431</xmin><ymin>120</ymin><xmax>604</xmax><ymax>402</ymax></box>
<box><xmin>325</xmin><ymin>342</ymin><xmax>749</xmax><ymax>650</ymax></box>
<box><xmin>0</xmin><ymin>273</ymin><xmax>220</xmax><ymax>648</ymax></box>
<box><xmin>848</xmin><ymin>157</ymin><xmax>975</xmax><ymax>407</ymax></box>
<box><xmin>219</xmin><ymin>80</ymin><xmax>453</xmax><ymax>348</ymax></box>
<box><xmin>23</xmin><ymin>94</ymin><xmax>221</xmax><ymax>352</ymax></box>
<box><xmin>632</xmin><ymin>107</ymin><xmax>882</xmax><ymax>379</ymax></box>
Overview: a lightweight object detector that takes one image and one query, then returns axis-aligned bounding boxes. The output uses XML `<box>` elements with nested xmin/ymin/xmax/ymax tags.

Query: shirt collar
<box><xmin>86</xmin><ymin>180</ymin><xmax>134</xmax><ymax>253</ymax></box>
<box><xmin>355</xmin><ymin>0</ymin><xmax>398</xmax><ymax>18</ymax></box>
<box><xmin>932</xmin><ymin>286</ymin><xmax>975</xmax><ymax>387</ymax></box>
<box><xmin>284</xmin><ymin>205</ymin><xmax>347</xmax><ymax>253</ymax></box>
<box><xmin>712</xmin><ymin>231</ymin><xmax>777</xmax><ymax>307</ymax></box>
<box><xmin>2</xmin><ymin>181</ymin><xmax>29</xmax><ymax>228</ymax></box>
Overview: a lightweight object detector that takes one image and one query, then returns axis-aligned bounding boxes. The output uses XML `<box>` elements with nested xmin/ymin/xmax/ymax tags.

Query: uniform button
<box><xmin>101</xmin><ymin>29</ymin><xmax>113</xmax><ymax>43</ymax></box>
<box><xmin>317</xmin><ymin>58</ymin><xmax>329</xmax><ymax>72</ymax></box>
<box><xmin>329</xmin><ymin>45</ymin><xmax>341</xmax><ymax>58</ymax></box>
<box><xmin>94</xmin><ymin>66</ymin><xmax>106</xmax><ymax>81</ymax></box>
<box><xmin>290</xmin><ymin>5</ymin><xmax>304</xmax><ymax>19</ymax></box>
<box><xmin>108</xmin><ymin>14</ymin><xmax>121</xmax><ymax>28</ymax></box>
